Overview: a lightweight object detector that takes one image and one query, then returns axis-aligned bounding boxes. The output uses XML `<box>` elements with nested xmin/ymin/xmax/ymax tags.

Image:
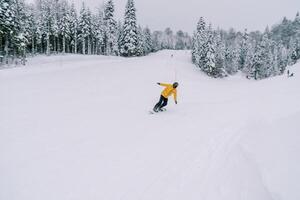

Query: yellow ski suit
<box><xmin>159</xmin><ymin>83</ymin><xmax>177</xmax><ymax>102</ymax></box>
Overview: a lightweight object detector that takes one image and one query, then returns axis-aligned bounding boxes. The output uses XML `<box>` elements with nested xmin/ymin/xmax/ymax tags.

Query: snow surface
<box><xmin>0</xmin><ymin>50</ymin><xmax>299</xmax><ymax>200</ymax></box>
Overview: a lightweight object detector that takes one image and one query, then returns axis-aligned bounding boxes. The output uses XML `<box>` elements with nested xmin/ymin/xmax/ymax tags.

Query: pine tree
<box><xmin>289</xmin><ymin>13</ymin><xmax>300</xmax><ymax>63</ymax></box>
<box><xmin>143</xmin><ymin>27</ymin><xmax>153</xmax><ymax>54</ymax></box>
<box><xmin>104</xmin><ymin>0</ymin><xmax>118</xmax><ymax>55</ymax></box>
<box><xmin>238</xmin><ymin>29</ymin><xmax>250</xmax><ymax>70</ymax></box>
<box><xmin>69</xmin><ymin>3</ymin><xmax>78</xmax><ymax>54</ymax></box>
<box><xmin>184</xmin><ymin>32</ymin><xmax>192</xmax><ymax>50</ymax></box>
<box><xmin>251</xmin><ymin>32</ymin><xmax>272</xmax><ymax>79</ymax></box>
<box><xmin>204</xmin><ymin>32</ymin><xmax>216</xmax><ymax>77</ymax></box>
<box><xmin>86</xmin><ymin>8</ymin><xmax>92</xmax><ymax>55</ymax></box>
<box><xmin>0</xmin><ymin>0</ymin><xmax>18</xmax><ymax>61</ymax></box>
<box><xmin>244</xmin><ymin>43</ymin><xmax>255</xmax><ymax>78</ymax></box>
<box><xmin>136</xmin><ymin>25</ymin><xmax>145</xmax><ymax>56</ymax></box>
<box><xmin>26</xmin><ymin>4</ymin><xmax>37</xmax><ymax>55</ymax></box>
<box><xmin>276</xmin><ymin>42</ymin><xmax>288</xmax><ymax>74</ymax></box>
<box><xmin>36</xmin><ymin>0</ymin><xmax>55</xmax><ymax>55</ymax></box>
<box><xmin>12</xmin><ymin>0</ymin><xmax>29</xmax><ymax>57</ymax></box>
<box><xmin>261</xmin><ymin>29</ymin><xmax>273</xmax><ymax>78</ymax></box>
<box><xmin>94</xmin><ymin>7</ymin><xmax>105</xmax><ymax>55</ymax></box>
<box><xmin>116</xmin><ymin>20</ymin><xmax>123</xmax><ymax>54</ymax></box>
<box><xmin>224</xmin><ymin>43</ymin><xmax>238</xmax><ymax>75</ymax></box>
<box><xmin>175</xmin><ymin>30</ymin><xmax>185</xmax><ymax>50</ymax></box>
<box><xmin>78</xmin><ymin>2</ymin><xmax>90</xmax><ymax>54</ymax></box>
<box><xmin>192</xmin><ymin>17</ymin><xmax>207</xmax><ymax>68</ymax></box>
<box><xmin>214</xmin><ymin>30</ymin><xmax>226</xmax><ymax>77</ymax></box>
<box><xmin>90</xmin><ymin>14</ymin><xmax>98</xmax><ymax>54</ymax></box>
<box><xmin>59</xmin><ymin>1</ymin><xmax>71</xmax><ymax>54</ymax></box>
<box><xmin>119</xmin><ymin>0</ymin><xmax>138</xmax><ymax>57</ymax></box>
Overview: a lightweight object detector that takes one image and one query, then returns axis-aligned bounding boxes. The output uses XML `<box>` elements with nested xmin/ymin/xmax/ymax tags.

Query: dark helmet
<box><xmin>173</xmin><ymin>82</ymin><xmax>179</xmax><ymax>88</ymax></box>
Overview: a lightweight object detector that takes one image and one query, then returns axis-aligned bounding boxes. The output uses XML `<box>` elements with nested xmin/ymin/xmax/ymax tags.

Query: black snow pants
<box><xmin>154</xmin><ymin>95</ymin><xmax>168</xmax><ymax>111</ymax></box>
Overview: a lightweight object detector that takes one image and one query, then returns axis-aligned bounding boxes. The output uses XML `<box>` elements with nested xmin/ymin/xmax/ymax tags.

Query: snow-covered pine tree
<box><xmin>116</xmin><ymin>20</ymin><xmax>123</xmax><ymax>54</ymax></box>
<box><xmin>183</xmin><ymin>32</ymin><xmax>192</xmax><ymax>49</ymax></box>
<box><xmin>52</xmin><ymin>0</ymin><xmax>60</xmax><ymax>53</ymax></box>
<box><xmin>276</xmin><ymin>42</ymin><xmax>288</xmax><ymax>74</ymax></box>
<box><xmin>252</xmin><ymin>44</ymin><xmax>264</xmax><ymax>80</ymax></box>
<box><xmin>119</xmin><ymin>0</ymin><xmax>138</xmax><ymax>57</ymax></box>
<box><xmin>136</xmin><ymin>25</ymin><xmax>145</xmax><ymax>56</ymax></box>
<box><xmin>0</xmin><ymin>0</ymin><xmax>15</xmax><ymax>38</ymax></box>
<box><xmin>203</xmin><ymin>31</ymin><xmax>216</xmax><ymax>77</ymax></box>
<box><xmin>251</xmin><ymin>31</ymin><xmax>273</xmax><ymax>79</ymax></box>
<box><xmin>214</xmin><ymin>30</ymin><xmax>226</xmax><ymax>77</ymax></box>
<box><xmin>36</xmin><ymin>0</ymin><xmax>55</xmax><ymax>55</ymax></box>
<box><xmin>238</xmin><ymin>29</ymin><xmax>250</xmax><ymax>70</ymax></box>
<box><xmin>261</xmin><ymin>29</ymin><xmax>273</xmax><ymax>78</ymax></box>
<box><xmin>78</xmin><ymin>2</ymin><xmax>90</xmax><ymax>54</ymax></box>
<box><xmin>289</xmin><ymin>13</ymin><xmax>300</xmax><ymax>63</ymax></box>
<box><xmin>201</xmin><ymin>25</ymin><xmax>225</xmax><ymax>78</ymax></box>
<box><xmin>0</xmin><ymin>0</ymin><xmax>18</xmax><ymax>61</ymax></box>
<box><xmin>86</xmin><ymin>8</ymin><xmax>92</xmax><ymax>55</ymax></box>
<box><xmin>58</xmin><ymin>1</ymin><xmax>71</xmax><ymax>54</ymax></box>
<box><xmin>143</xmin><ymin>27</ymin><xmax>153</xmax><ymax>54</ymax></box>
<box><xmin>244</xmin><ymin>42</ymin><xmax>255</xmax><ymax>78</ymax></box>
<box><xmin>69</xmin><ymin>3</ymin><xmax>78</xmax><ymax>54</ymax></box>
<box><xmin>94</xmin><ymin>7</ymin><xmax>105</xmax><ymax>55</ymax></box>
<box><xmin>271</xmin><ymin>41</ymin><xmax>284</xmax><ymax>76</ymax></box>
<box><xmin>191</xmin><ymin>33</ymin><xmax>197</xmax><ymax>63</ymax></box>
<box><xmin>192</xmin><ymin>17</ymin><xmax>207</xmax><ymax>69</ymax></box>
<box><xmin>26</xmin><ymin>3</ymin><xmax>37</xmax><ymax>55</ymax></box>
<box><xmin>175</xmin><ymin>30</ymin><xmax>185</xmax><ymax>50</ymax></box>
<box><xmin>224</xmin><ymin>42</ymin><xmax>238</xmax><ymax>75</ymax></box>
<box><xmin>15</xmin><ymin>0</ymin><xmax>29</xmax><ymax>55</ymax></box>
<box><xmin>103</xmin><ymin>0</ymin><xmax>118</xmax><ymax>55</ymax></box>
<box><xmin>222</xmin><ymin>28</ymin><xmax>239</xmax><ymax>75</ymax></box>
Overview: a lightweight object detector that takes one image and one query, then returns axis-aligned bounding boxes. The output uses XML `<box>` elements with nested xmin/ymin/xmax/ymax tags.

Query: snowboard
<box><xmin>149</xmin><ymin>108</ymin><xmax>166</xmax><ymax>114</ymax></box>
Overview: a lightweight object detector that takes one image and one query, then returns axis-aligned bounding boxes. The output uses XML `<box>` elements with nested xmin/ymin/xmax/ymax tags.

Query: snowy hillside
<box><xmin>1</xmin><ymin>50</ymin><xmax>300</xmax><ymax>200</ymax></box>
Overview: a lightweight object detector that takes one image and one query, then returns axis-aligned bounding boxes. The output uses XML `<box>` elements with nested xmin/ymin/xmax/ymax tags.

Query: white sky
<box><xmin>29</xmin><ymin>0</ymin><xmax>300</xmax><ymax>33</ymax></box>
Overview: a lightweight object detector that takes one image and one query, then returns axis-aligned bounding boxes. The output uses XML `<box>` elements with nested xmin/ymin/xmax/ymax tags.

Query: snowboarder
<box><xmin>153</xmin><ymin>82</ymin><xmax>178</xmax><ymax>112</ymax></box>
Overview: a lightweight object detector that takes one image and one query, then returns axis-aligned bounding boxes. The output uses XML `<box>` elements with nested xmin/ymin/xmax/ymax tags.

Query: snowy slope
<box><xmin>0</xmin><ymin>50</ymin><xmax>299</xmax><ymax>200</ymax></box>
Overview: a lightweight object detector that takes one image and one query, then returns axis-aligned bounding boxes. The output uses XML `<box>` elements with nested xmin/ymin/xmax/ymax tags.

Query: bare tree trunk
<box><xmin>63</xmin><ymin>35</ymin><xmax>66</xmax><ymax>54</ymax></box>
<box><xmin>95</xmin><ymin>40</ymin><xmax>99</xmax><ymax>55</ymax></box>
<box><xmin>57</xmin><ymin>36</ymin><xmax>60</xmax><ymax>53</ymax></box>
<box><xmin>4</xmin><ymin>35</ymin><xmax>9</xmax><ymax>64</ymax></box>
<box><xmin>66</xmin><ymin>40</ymin><xmax>68</xmax><ymax>53</ymax></box>
<box><xmin>88</xmin><ymin>37</ymin><xmax>91</xmax><ymax>55</ymax></box>
<box><xmin>32</xmin><ymin>37</ymin><xmax>35</xmax><ymax>55</ymax></box>
<box><xmin>46</xmin><ymin>33</ymin><xmax>50</xmax><ymax>56</ymax></box>
<box><xmin>82</xmin><ymin>37</ymin><xmax>85</xmax><ymax>55</ymax></box>
<box><xmin>74</xmin><ymin>33</ymin><xmax>77</xmax><ymax>54</ymax></box>
<box><xmin>54</xmin><ymin>36</ymin><xmax>57</xmax><ymax>54</ymax></box>
<box><xmin>0</xmin><ymin>35</ymin><xmax>2</xmax><ymax>55</ymax></box>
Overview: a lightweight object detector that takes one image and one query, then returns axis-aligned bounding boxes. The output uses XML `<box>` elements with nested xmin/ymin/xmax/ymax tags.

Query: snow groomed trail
<box><xmin>1</xmin><ymin>50</ymin><xmax>300</xmax><ymax>200</ymax></box>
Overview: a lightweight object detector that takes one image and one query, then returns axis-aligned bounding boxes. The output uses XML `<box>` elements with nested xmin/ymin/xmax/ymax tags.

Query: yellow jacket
<box><xmin>159</xmin><ymin>83</ymin><xmax>177</xmax><ymax>101</ymax></box>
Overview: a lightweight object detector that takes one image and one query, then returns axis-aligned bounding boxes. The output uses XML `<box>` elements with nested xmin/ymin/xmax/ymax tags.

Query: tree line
<box><xmin>0</xmin><ymin>0</ymin><xmax>191</xmax><ymax>64</ymax></box>
<box><xmin>192</xmin><ymin>14</ymin><xmax>300</xmax><ymax>79</ymax></box>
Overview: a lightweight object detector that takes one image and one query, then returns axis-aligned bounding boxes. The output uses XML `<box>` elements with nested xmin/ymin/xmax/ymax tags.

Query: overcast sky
<box><xmin>30</xmin><ymin>0</ymin><xmax>300</xmax><ymax>33</ymax></box>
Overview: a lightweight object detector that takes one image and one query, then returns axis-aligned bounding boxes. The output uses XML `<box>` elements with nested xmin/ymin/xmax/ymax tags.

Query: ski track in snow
<box><xmin>0</xmin><ymin>50</ymin><xmax>300</xmax><ymax>200</ymax></box>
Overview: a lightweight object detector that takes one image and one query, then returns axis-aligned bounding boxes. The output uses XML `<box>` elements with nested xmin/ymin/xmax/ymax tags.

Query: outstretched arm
<box><xmin>173</xmin><ymin>90</ymin><xmax>177</xmax><ymax>104</ymax></box>
<box><xmin>157</xmin><ymin>83</ymin><xmax>170</xmax><ymax>87</ymax></box>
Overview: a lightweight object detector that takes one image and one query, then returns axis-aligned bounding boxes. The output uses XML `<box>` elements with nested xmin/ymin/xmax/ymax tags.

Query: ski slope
<box><xmin>1</xmin><ymin>50</ymin><xmax>300</xmax><ymax>200</ymax></box>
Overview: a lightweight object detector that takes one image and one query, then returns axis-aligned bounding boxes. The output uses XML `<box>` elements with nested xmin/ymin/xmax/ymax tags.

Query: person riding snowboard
<box><xmin>153</xmin><ymin>82</ymin><xmax>178</xmax><ymax>112</ymax></box>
